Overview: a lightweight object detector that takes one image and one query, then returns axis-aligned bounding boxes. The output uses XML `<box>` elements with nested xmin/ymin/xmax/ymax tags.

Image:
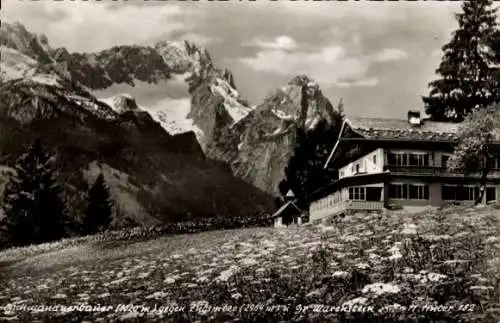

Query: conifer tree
<box><xmin>82</xmin><ymin>173</ymin><xmax>113</xmax><ymax>235</ymax></box>
<box><xmin>278</xmin><ymin>98</ymin><xmax>343</xmax><ymax>209</ymax></box>
<box><xmin>1</xmin><ymin>139</ymin><xmax>68</xmax><ymax>247</ymax></box>
<box><xmin>423</xmin><ymin>0</ymin><xmax>499</xmax><ymax>122</ymax></box>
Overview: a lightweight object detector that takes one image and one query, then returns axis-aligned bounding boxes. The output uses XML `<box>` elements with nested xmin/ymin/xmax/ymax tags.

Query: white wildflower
<box><xmin>427</xmin><ymin>273</ymin><xmax>447</xmax><ymax>282</ymax></box>
<box><xmin>362</xmin><ymin>283</ymin><xmax>401</xmax><ymax>296</ymax></box>
<box><xmin>231</xmin><ymin>292</ymin><xmax>242</xmax><ymax>300</ymax></box>
<box><xmin>356</xmin><ymin>262</ymin><xmax>370</xmax><ymax>270</ymax></box>
<box><xmin>196</xmin><ymin>276</ymin><xmax>209</xmax><ymax>284</ymax></box>
<box><xmin>342</xmin><ymin>297</ymin><xmax>368</xmax><ymax>307</ymax></box>
<box><xmin>51</xmin><ymin>293</ymin><xmax>67</xmax><ymax>299</ymax></box>
<box><xmin>388</xmin><ymin>243</ymin><xmax>403</xmax><ymax>260</ymax></box>
<box><xmin>216</xmin><ymin>265</ymin><xmax>240</xmax><ymax>282</ymax></box>
<box><xmin>401</xmin><ymin>223</ymin><xmax>417</xmax><ymax>235</ymax></box>
<box><xmin>306</xmin><ymin>289</ymin><xmax>322</xmax><ymax>298</ymax></box>
<box><xmin>145</xmin><ymin>291</ymin><xmax>168</xmax><ymax>300</ymax></box>
<box><xmin>332</xmin><ymin>271</ymin><xmax>349</xmax><ymax>279</ymax></box>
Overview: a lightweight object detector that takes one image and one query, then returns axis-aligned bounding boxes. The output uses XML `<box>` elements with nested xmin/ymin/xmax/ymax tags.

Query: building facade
<box><xmin>309</xmin><ymin>112</ymin><xmax>500</xmax><ymax>222</ymax></box>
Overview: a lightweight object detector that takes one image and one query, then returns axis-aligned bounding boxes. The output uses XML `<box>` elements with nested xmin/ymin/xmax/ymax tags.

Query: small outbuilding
<box><xmin>271</xmin><ymin>190</ymin><xmax>303</xmax><ymax>227</ymax></box>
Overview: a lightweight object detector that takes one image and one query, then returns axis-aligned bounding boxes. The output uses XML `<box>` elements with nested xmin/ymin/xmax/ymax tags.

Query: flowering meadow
<box><xmin>0</xmin><ymin>204</ymin><xmax>499</xmax><ymax>322</ymax></box>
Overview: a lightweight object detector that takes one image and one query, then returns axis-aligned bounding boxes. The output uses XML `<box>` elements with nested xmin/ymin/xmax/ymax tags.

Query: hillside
<box><xmin>0</xmin><ymin>204</ymin><xmax>498</xmax><ymax>322</ymax></box>
<box><xmin>0</xmin><ymin>22</ymin><xmax>274</xmax><ymax>228</ymax></box>
<box><xmin>1</xmin><ymin>22</ymin><xmax>344</xmax><ymax>198</ymax></box>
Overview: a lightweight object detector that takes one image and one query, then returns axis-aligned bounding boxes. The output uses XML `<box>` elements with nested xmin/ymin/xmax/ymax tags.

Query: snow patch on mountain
<box><xmin>145</xmin><ymin>97</ymin><xmax>203</xmax><ymax>140</ymax></box>
<box><xmin>210</xmin><ymin>77</ymin><xmax>251</xmax><ymax>123</ymax></box>
<box><xmin>67</xmin><ymin>94</ymin><xmax>117</xmax><ymax>121</ymax></box>
<box><xmin>95</xmin><ymin>73</ymin><xmax>202</xmax><ymax>139</ymax></box>
<box><xmin>271</xmin><ymin>108</ymin><xmax>296</xmax><ymax>121</ymax></box>
<box><xmin>98</xmin><ymin>92</ymin><xmax>202</xmax><ymax>140</ymax></box>
<box><xmin>0</xmin><ymin>46</ymin><xmax>60</xmax><ymax>86</ymax></box>
<box><xmin>98</xmin><ymin>93</ymin><xmax>138</xmax><ymax>113</ymax></box>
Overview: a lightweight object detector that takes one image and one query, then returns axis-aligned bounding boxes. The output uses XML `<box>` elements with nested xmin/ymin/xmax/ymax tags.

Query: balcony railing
<box><xmin>348</xmin><ymin>200</ymin><xmax>385</xmax><ymax>211</ymax></box>
<box><xmin>310</xmin><ymin>200</ymin><xmax>384</xmax><ymax>221</ymax></box>
<box><xmin>385</xmin><ymin>166</ymin><xmax>500</xmax><ymax>178</ymax></box>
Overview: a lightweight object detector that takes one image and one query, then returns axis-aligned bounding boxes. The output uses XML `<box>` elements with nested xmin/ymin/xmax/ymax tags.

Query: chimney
<box><xmin>407</xmin><ymin>110</ymin><xmax>422</xmax><ymax>126</ymax></box>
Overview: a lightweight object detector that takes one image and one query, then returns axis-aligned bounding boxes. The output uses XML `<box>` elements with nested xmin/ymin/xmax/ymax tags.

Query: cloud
<box><xmin>243</xmin><ymin>36</ymin><xmax>298</xmax><ymax>50</ymax></box>
<box><xmin>177</xmin><ymin>33</ymin><xmax>220</xmax><ymax>47</ymax></box>
<box><xmin>2</xmin><ymin>1</ymin><xmax>192</xmax><ymax>52</ymax></box>
<box><xmin>371</xmin><ymin>48</ymin><xmax>408</xmax><ymax>62</ymax></box>
<box><xmin>238</xmin><ymin>45</ymin><xmax>374</xmax><ymax>88</ymax></box>
<box><xmin>336</xmin><ymin>77</ymin><xmax>380</xmax><ymax>89</ymax></box>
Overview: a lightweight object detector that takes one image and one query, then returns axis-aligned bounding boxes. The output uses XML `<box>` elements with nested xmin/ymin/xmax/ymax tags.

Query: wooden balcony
<box><xmin>310</xmin><ymin>200</ymin><xmax>384</xmax><ymax>221</ymax></box>
<box><xmin>348</xmin><ymin>200</ymin><xmax>385</xmax><ymax>212</ymax></box>
<box><xmin>385</xmin><ymin>166</ymin><xmax>500</xmax><ymax>179</ymax></box>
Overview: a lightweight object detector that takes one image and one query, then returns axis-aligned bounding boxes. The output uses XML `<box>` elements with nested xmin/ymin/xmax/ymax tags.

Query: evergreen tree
<box><xmin>1</xmin><ymin>139</ymin><xmax>68</xmax><ymax>247</ymax></box>
<box><xmin>82</xmin><ymin>173</ymin><xmax>113</xmax><ymax>235</ymax></box>
<box><xmin>423</xmin><ymin>0</ymin><xmax>499</xmax><ymax>122</ymax></box>
<box><xmin>279</xmin><ymin>119</ymin><xmax>339</xmax><ymax>209</ymax></box>
<box><xmin>278</xmin><ymin>98</ymin><xmax>343</xmax><ymax>210</ymax></box>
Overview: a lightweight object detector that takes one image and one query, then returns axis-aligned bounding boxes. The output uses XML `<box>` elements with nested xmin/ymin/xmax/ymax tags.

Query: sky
<box><xmin>1</xmin><ymin>0</ymin><xmax>480</xmax><ymax>118</ymax></box>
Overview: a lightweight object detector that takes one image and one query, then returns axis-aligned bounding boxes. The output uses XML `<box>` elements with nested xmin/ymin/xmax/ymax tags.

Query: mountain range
<box><xmin>0</xmin><ymin>21</ymin><xmax>342</xmax><ymax>226</ymax></box>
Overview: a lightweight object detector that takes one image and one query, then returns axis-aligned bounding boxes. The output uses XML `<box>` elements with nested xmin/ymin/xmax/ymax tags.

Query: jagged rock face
<box><xmin>50</xmin><ymin>46</ymin><xmax>172</xmax><ymax>89</ymax></box>
<box><xmin>187</xmin><ymin>68</ymin><xmax>251</xmax><ymax>150</ymax></box>
<box><xmin>0</xmin><ymin>22</ymin><xmax>53</xmax><ymax>64</ymax></box>
<box><xmin>0</xmin><ymin>21</ymin><xmax>341</xmax><ymax>200</ymax></box>
<box><xmin>210</xmin><ymin>75</ymin><xmax>342</xmax><ymax>195</ymax></box>
<box><xmin>0</xmin><ymin>22</ymin><xmax>274</xmax><ymax>226</ymax></box>
<box><xmin>155</xmin><ymin>40</ymin><xmax>212</xmax><ymax>75</ymax></box>
<box><xmin>0</xmin><ymin>22</ymin><xmax>252</xmax><ymax>151</ymax></box>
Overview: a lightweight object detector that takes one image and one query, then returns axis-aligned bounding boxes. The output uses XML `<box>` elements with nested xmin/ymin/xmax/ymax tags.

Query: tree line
<box><xmin>0</xmin><ymin>139</ymin><xmax>114</xmax><ymax>249</ymax></box>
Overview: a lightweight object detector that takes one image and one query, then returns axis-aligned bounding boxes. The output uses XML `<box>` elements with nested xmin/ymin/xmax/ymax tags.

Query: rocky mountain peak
<box><xmin>0</xmin><ymin>22</ymin><xmax>53</xmax><ymax>64</ymax></box>
<box><xmin>206</xmin><ymin>75</ymin><xmax>342</xmax><ymax>196</ymax></box>
<box><xmin>154</xmin><ymin>40</ymin><xmax>212</xmax><ymax>76</ymax></box>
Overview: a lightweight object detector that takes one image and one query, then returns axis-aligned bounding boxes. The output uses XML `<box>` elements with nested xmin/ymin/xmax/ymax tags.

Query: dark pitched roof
<box><xmin>272</xmin><ymin>201</ymin><xmax>301</xmax><ymax>218</ymax></box>
<box><xmin>346</xmin><ymin>117</ymin><xmax>461</xmax><ymax>142</ymax></box>
<box><xmin>324</xmin><ymin>116</ymin><xmax>462</xmax><ymax>169</ymax></box>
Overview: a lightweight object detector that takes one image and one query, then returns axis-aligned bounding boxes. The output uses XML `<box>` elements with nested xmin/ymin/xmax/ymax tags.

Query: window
<box><xmin>441</xmin><ymin>185</ymin><xmax>456</xmax><ymax>201</ymax></box>
<box><xmin>442</xmin><ymin>185</ymin><xmax>477</xmax><ymax>201</ymax></box>
<box><xmin>340</xmin><ymin>171</ymin><xmax>344</xmax><ymax>178</ymax></box>
<box><xmin>397</xmin><ymin>153</ymin><xmax>408</xmax><ymax>166</ymax></box>
<box><xmin>373</xmin><ymin>154</ymin><xmax>377</xmax><ymax>164</ymax></box>
<box><xmin>442</xmin><ymin>155</ymin><xmax>450</xmax><ymax>168</ymax></box>
<box><xmin>409</xmin><ymin>184</ymin><xmax>429</xmax><ymax>200</ymax></box>
<box><xmin>389</xmin><ymin>183</ymin><xmax>408</xmax><ymax>199</ymax></box>
<box><xmin>355</xmin><ymin>164</ymin><xmax>360</xmax><ymax>174</ymax></box>
<box><xmin>366</xmin><ymin>187</ymin><xmax>383</xmax><ymax>201</ymax></box>
<box><xmin>388</xmin><ymin>152</ymin><xmax>409</xmax><ymax>166</ymax></box>
<box><xmin>410</xmin><ymin>153</ymin><xmax>429</xmax><ymax>167</ymax></box>
<box><xmin>493</xmin><ymin>157</ymin><xmax>500</xmax><ymax>169</ymax></box>
<box><xmin>388</xmin><ymin>152</ymin><xmax>429</xmax><ymax>167</ymax></box>
<box><xmin>349</xmin><ymin>187</ymin><xmax>366</xmax><ymax>200</ymax></box>
<box><xmin>389</xmin><ymin>183</ymin><xmax>429</xmax><ymax>200</ymax></box>
<box><xmin>486</xmin><ymin>187</ymin><xmax>497</xmax><ymax>202</ymax></box>
<box><xmin>457</xmin><ymin>186</ymin><xmax>476</xmax><ymax>201</ymax></box>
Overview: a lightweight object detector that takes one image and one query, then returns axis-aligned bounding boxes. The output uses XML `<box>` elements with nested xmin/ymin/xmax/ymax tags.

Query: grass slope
<box><xmin>0</xmin><ymin>204</ymin><xmax>499</xmax><ymax>322</ymax></box>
